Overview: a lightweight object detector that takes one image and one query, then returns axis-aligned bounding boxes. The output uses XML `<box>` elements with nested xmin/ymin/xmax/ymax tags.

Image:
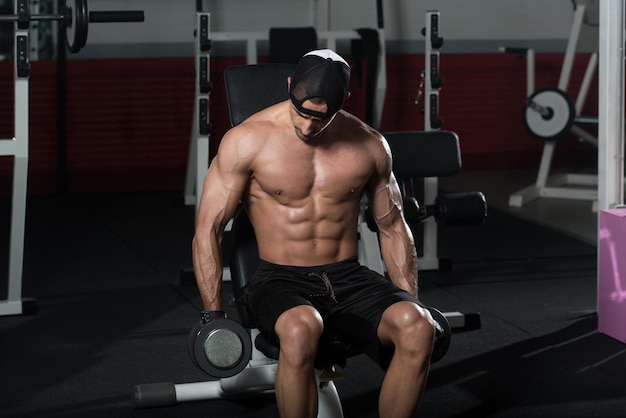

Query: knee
<box><xmin>275</xmin><ymin>305</ymin><xmax>324</xmax><ymax>363</ymax></box>
<box><xmin>380</xmin><ymin>302</ymin><xmax>435</xmax><ymax>354</ymax></box>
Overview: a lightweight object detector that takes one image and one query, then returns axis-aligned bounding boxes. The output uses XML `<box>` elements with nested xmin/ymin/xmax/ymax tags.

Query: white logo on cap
<box><xmin>303</xmin><ymin>49</ymin><xmax>349</xmax><ymax>67</ymax></box>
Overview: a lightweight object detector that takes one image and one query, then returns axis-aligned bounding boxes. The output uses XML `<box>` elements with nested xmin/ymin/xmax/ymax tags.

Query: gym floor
<box><xmin>0</xmin><ymin>168</ymin><xmax>624</xmax><ymax>418</ymax></box>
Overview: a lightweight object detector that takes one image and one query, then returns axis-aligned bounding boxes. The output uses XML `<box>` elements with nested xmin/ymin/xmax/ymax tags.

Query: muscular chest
<box><xmin>251</xmin><ymin>141</ymin><xmax>374</xmax><ymax>201</ymax></box>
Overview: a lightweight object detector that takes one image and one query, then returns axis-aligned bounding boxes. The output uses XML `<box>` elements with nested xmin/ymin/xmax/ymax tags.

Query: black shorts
<box><xmin>237</xmin><ymin>257</ymin><xmax>419</xmax><ymax>369</ymax></box>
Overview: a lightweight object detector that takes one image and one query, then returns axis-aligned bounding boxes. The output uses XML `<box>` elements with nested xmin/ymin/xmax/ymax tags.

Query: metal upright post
<box><xmin>420</xmin><ymin>10</ymin><xmax>443</xmax><ymax>270</ymax></box>
<box><xmin>597</xmin><ymin>0</ymin><xmax>625</xmax><ymax>211</ymax></box>
<box><xmin>184</xmin><ymin>11</ymin><xmax>210</xmax><ymax>208</ymax></box>
<box><xmin>194</xmin><ymin>12</ymin><xmax>211</xmax><ymax>217</ymax></box>
<box><xmin>0</xmin><ymin>1</ymin><xmax>32</xmax><ymax>316</ymax></box>
<box><xmin>597</xmin><ymin>0</ymin><xmax>625</xmax><ymax>342</ymax></box>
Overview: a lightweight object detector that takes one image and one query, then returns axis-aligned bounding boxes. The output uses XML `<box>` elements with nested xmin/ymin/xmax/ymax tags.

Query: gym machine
<box><xmin>506</xmin><ymin>0</ymin><xmax>605</xmax><ymax>211</ymax></box>
<box><xmin>0</xmin><ymin>0</ymin><xmax>144</xmax><ymax>316</ymax></box>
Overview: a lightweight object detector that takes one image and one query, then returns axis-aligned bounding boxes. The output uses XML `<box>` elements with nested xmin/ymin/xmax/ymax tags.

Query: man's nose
<box><xmin>300</xmin><ymin>120</ymin><xmax>315</xmax><ymax>136</ymax></box>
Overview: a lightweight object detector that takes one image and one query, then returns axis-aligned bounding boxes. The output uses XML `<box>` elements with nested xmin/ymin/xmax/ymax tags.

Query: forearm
<box><xmin>379</xmin><ymin>225</ymin><xmax>419</xmax><ymax>297</ymax></box>
<box><xmin>192</xmin><ymin>232</ymin><xmax>224</xmax><ymax>311</ymax></box>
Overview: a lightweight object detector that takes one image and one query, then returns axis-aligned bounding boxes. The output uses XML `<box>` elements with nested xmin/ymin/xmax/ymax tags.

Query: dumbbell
<box><xmin>423</xmin><ymin>192</ymin><xmax>487</xmax><ymax>226</ymax></box>
<box><xmin>401</xmin><ymin>191</ymin><xmax>487</xmax><ymax>228</ymax></box>
<box><xmin>426</xmin><ymin>306</ymin><xmax>452</xmax><ymax>363</ymax></box>
<box><xmin>188</xmin><ymin>311</ymin><xmax>252</xmax><ymax>378</ymax></box>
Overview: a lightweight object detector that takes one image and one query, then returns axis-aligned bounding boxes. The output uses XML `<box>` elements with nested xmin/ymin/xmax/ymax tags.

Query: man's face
<box><xmin>289</xmin><ymin>99</ymin><xmax>336</xmax><ymax>142</ymax></box>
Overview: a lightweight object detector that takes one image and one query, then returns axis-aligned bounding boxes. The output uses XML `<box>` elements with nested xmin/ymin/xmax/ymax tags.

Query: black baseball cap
<box><xmin>289</xmin><ymin>49</ymin><xmax>351</xmax><ymax>119</ymax></box>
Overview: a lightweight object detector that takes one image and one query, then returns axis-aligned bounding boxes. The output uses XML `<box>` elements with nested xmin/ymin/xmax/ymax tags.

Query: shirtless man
<box><xmin>192</xmin><ymin>49</ymin><xmax>436</xmax><ymax>418</ymax></box>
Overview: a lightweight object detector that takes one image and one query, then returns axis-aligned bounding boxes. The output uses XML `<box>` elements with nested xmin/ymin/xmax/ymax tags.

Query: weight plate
<box><xmin>65</xmin><ymin>0</ymin><xmax>88</xmax><ymax>53</ymax></box>
<box><xmin>192</xmin><ymin>318</ymin><xmax>252</xmax><ymax>378</ymax></box>
<box><xmin>427</xmin><ymin>306</ymin><xmax>451</xmax><ymax>363</ymax></box>
<box><xmin>523</xmin><ymin>88</ymin><xmax>575</xmax><ymax>141</ymax></box>
<box><xmin>204</xmin><ymin>329</ymin><xmax>244</xmax><ymax>368</ymax></box>
<box><xmin>187</xmin><ymin>321</ymin><xmax>203</xmax><ymax>368</ymax></box>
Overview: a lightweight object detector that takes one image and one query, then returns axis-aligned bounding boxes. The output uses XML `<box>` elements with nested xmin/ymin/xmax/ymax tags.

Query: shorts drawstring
<box><xmin>308</xmin><ymin>272</ymin><xmax>339</xmax><ymax>304</ymax></box>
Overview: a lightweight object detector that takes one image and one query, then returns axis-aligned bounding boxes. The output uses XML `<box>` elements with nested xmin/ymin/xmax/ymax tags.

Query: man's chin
<box><xmin>295</xmin><ymin>130</ymin><xmax>314</xmax><ymax>141</ymax></box>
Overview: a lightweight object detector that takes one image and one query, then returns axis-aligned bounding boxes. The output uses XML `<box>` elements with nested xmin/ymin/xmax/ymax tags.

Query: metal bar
<box><xmin>0</xmin><ymin>11</ymin><xmax>145</xmax><ymax>23</ymax></box>
<box><xmin>558</xmin><ymin>4</ymin><xmax>586</xmax><ymax>91</ymax></box>
<box><xmin>88</xmin><ymin>11</ymin><xmax>145</xmax><ymax>23</ymax></box>
<box><xmin>575</xmin><ymin>52</ymin><xmax>598</xmax><ymax>114</ymax></box>
<box><xmin>597</xmin><ymin>0</ymin><xmax>625</xmax><ymax>210</ymax></box>
<box><xmin>3</xmin><ymin>10</ymin><xmax>30</xmax><ymax>316</ymax></box>
<box><xmin>526</xmin><ymin>48</ymin><xmax>535</xmax><ymax>97</ymax></box>
<box><xmin>420</xmin><ymin>11</ymin><xmax>442</xmax><ymax>270</ymax></box>
<box><xmin>57</xmin><ymin>7</ymin><xmax>68</xmax><ymax>195</ymax></box>
<box><xmin>0</xmin><ymin>14</ymin><xmax>63</xmax><ymax>22</ymax></box>
<box><xmin>0</xmin><ymin>139</ymin><xmax>17</xmax><ymax>155</ymax></box>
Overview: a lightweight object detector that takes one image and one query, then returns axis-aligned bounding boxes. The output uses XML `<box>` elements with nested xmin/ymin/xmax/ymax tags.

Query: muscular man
<box><xmin>193</xmin><ymin>49</ymin><xmax>436</xmax><ymax>418</ymax></box>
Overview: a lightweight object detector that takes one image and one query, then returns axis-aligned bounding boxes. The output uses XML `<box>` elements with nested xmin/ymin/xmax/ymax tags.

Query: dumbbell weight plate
<box><xmin>523</xmin><ymin>88</ymin><xmax>575</xmax><ymax>141</ymax></box>
<box><xmin>189</xmin><ymin>318</ymin><xmax>252</xmax><ymax>378</ymax></box>
<box><xmin>188</xmin><ymin>321</ymin><xmax>203</xmax><ymax>369</ymax></box>
<box><xmin>426</xmin><ymin>306</ymin><xmax>451</xmax><ymax>363</ymax></box>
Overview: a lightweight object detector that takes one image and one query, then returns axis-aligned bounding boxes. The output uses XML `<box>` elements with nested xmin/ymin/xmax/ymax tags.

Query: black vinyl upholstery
<box><xmin>385</xmin><ymin>131</ymin><xmax>462</xmax><ymax>178</ymax></box>
<box><xmin>229</xmin><ymin>207</ymin><xmax>260</xmax><ymax>329</ymax></box>
<box><xmin>224</xmin><ymin>64</ymin><xmax>294</xmax><ymax>327</ymax></box>
<box><xmin>223</xmin><ymin>63</ymin><xmax>295</xmax><ymax>127</ymax></box>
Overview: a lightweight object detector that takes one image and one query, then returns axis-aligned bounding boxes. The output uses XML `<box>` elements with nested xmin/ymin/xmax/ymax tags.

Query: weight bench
<box><xmin>133</xmin><ymin>63</ymin><xmax>485</xmax><ymax>414</ymax></box>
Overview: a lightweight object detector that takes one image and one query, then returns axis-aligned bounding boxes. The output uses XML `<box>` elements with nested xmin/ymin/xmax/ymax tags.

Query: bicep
<box><xmin>367</xmin><ymin>172</ymin><xmax>405</xmax><ymax>234</ymax></box>
<box><xmin>366</xmin><ymin>139</ymin><xmax>405</xmax><ymax>233</ymax></box>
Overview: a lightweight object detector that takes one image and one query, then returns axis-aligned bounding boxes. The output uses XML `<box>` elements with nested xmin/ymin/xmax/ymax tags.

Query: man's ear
<box><xmin>287</xmin><ymin>76</ymin><xmax>291</xmax><ymax>91</ymax></box>
<box><xmin>345</xmin><ymin>91</ymin><xmax>351</xmax><ymax>100</ymax></box>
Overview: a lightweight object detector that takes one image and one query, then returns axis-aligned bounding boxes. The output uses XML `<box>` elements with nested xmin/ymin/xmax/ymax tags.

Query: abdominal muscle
<box><xmin>245</xmin><ymin>192</ymin><xmax>361</xmax><ymax>267</ymax></box>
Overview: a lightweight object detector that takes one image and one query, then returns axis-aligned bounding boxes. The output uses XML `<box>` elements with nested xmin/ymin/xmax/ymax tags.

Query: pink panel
<box><xmin>598</xmin><ymin>209</ymin><xmax>626</xmax><ymax>343</ymax></box>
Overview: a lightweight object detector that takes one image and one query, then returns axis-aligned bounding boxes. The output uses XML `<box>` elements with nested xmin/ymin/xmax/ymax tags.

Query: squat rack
<box><xmin>0</xmin><ymin>0</ymin><xmax>144</xmax><ymax>316</ymax></box>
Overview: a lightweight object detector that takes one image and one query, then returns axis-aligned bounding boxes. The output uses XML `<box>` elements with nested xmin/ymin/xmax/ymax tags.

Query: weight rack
<box><xmin>0</xmin><ymin>0</ymin><xmax>144</xmax><ymax>317</ymax></box>
<box><xmin>0</xmin><ymin>0</ymin><xmax>32</xmax><ymax>316</ymax></box>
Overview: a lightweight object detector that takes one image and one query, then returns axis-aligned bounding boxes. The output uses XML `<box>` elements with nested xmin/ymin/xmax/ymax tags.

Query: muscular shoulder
<box><xmin>221</xmin><ymin>121</ymin><xmax>268</xmax><ymax>150</ymax></box>
<box><xmin>220</xmin><ymin>102</ymin><xmax>287</xmax><ymax>149</ymax></box>
<box><xmin>336</xmin><ymin>111</ymin><xmax>391</xmax><ymax>170</ymax></box>
<box><xmin>217</xmin><ymin>104</ymin><xmax>283</xmax><ymax>155</ymax></box>
<box><xmin>336</xmin><ymin>111</ymin><xmax>386</xmax><ymax>145</ymax></box>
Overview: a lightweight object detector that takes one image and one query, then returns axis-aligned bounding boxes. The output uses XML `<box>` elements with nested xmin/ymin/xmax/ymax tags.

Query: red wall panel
<box><xmin>0</xmin><ymin>52</ymin><xmax>599</xmax><ymax>195</ymax></box>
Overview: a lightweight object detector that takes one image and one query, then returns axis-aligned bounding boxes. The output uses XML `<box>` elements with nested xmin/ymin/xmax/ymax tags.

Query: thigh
<box><xmin>328</xmin><ymin>267</ymin><xmax>419</xmax><ymax>369</ymax></box>
<box><xmin>238</xmin><ymin>266</ymin><xmax>333</xmax><ymax>344</ymax></box>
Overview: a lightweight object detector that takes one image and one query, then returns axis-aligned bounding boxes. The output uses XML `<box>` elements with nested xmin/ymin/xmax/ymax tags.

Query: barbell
<box><xmin>0</xmin><ymin>0</ymin><xmax>144</xmax><ymax>53</ymax></box>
